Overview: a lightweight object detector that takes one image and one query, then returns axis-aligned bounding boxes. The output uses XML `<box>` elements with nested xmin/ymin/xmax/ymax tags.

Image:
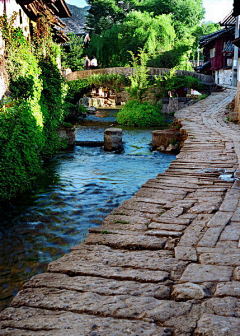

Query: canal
<box><xmin>0</xmin><ymin>109</ymin><xmax>175</xmax><ymax>311</ymax></box>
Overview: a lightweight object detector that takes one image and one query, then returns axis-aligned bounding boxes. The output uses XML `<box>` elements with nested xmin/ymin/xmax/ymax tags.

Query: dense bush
<box><xmin>66</xmin><ymin>78</ymin><xmax>90</xmax><ymax>105</ymax></box>
<box><xmin>154</xmin><ymin>70</ymin><xmax>203</xmax><ymax>98</ymax></box>
<box><xmin>117</xmin><ymin>100</ymin><xmax>166</xmax><ymax>127</ymax></box>
<box><xmin>39</xmin><ymin>60</ymin><xmax>68</xmax><ymax>156</ymax></box>
<box><xmin>0</xmin><ymin>15</ymin><xmax>69</xmax><ymax>201</ymax></box>
<box><xmin>87</xmin><ymin>73</ymin><xmax>129</xmax><ymax>91</ymax></box>
<box><xmin>0</xmin><ymin>101</ymin><xmax>43</xmax><ymax>200</ymax></box>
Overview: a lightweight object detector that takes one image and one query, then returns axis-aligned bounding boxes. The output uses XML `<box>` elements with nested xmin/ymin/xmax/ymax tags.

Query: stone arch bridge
<box><xmin>65</xmin><ymin>67</ymin><xmax>214</xmax><ymax>85</ymax></box>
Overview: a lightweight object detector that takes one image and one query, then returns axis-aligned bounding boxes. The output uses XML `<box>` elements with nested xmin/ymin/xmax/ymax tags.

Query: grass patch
<box><xmin>115</xmin><ymin>220</ymin><xmax>129</xmax><ymax>224</ymax></box>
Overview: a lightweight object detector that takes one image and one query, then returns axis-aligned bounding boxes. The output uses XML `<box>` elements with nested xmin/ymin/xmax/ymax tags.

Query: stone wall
<box><xmin>65</xmin><ymin>67</ymin><xmax>215</xmax><ymax>84</ymax></box>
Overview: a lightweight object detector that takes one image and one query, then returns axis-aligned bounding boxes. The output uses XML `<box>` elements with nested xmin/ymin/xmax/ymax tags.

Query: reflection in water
<box><xmin>0</xmin><ymin>109</ymin><xmax>175</xmax><ymax>310</ymax></box>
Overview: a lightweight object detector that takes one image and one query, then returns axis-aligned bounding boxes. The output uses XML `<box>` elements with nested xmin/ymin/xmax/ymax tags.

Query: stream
<box><xmin>0</xmin><ymin>109</ymin><xmax>175</xmax><ymax>311</ymax></box>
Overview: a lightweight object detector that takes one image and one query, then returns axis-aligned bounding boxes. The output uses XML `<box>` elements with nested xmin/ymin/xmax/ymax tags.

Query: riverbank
<box><xmin>1</xmin><ymin>88</ymin><xmax>240</xmax><ymax>335</ymax></box>
<box><xmin>0</xmin><ymin>109</ymin><xmax>175</xmax><ymax>311</ymax></box>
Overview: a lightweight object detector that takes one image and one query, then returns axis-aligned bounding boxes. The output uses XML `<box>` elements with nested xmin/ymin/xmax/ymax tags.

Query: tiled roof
<box><xmin>222</xmin><ymin>40</ymin><xmax>234</xmax><ymax>53</ymax></box>
<box><xmin>199</xmin><ymin>27</ymin><xmax>235</xmax><ymax>48</ymax></box>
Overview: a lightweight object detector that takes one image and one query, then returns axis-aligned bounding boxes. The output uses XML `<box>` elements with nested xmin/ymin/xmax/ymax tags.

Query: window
<box><xmin>210</xmin><ymin>48</ymin><xmax>215</xmax><ymax>58</ymax></box>
<box><xmin>227</xmin><ymin>58</ymin><xmax>233</xmax><ymax>67</ymax></box>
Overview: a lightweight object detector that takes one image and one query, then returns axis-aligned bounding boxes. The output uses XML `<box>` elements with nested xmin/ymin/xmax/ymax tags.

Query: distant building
<box><xmin>196</xmin><ymin>11</ymin><xmax>238</xmax><ymax>86</ymax></box>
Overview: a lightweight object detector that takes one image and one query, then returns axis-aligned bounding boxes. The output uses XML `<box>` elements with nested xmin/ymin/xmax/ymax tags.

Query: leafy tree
<box><xmin>86</xmin><ymin>0</ymin><xmax>205</xmax><ymax>70</ymax></box>
<box><xmin>134</xmin><ymin>0</ymin><xmax>205</xmax><ymax>38</ymax></box>
<box><xmin>127</xmin><ymin>48</ymin><xmax>149</xmax><ymax>101</ymax></box>
<box><xmin>86</xmin><ymin>12</ymin><xmax>175</xmax><ymax>67</ymax></box>
<box><xmin>61</xmin><ymin>33</ymin><xmax>84</xmax><ymax>71</ymax></box>
<box><xmin>86</xmin><ymin>0</ymin><xmax>133</xmax><ymax>34</ymax></box>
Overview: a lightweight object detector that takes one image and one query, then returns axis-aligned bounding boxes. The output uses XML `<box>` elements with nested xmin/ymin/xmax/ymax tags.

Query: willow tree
<box><xmin>87</xmin><ymin>11</ymin><xmax>175</xmax><ymax>67</ymax></box>
<box><xmin>86</xmin><ymin>0</ymin><xmax>205</xmax><ymax>70</ymax></box>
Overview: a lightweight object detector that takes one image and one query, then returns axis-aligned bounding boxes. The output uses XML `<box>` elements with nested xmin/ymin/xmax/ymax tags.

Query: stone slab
<box><xmin>84</xmin><ymin>233</ymin><xmax>167</xmax><ymax>249</ymax></box>
<box><xmin>214</xmin><ymin>282</ymin><xmax>240</xmax><ymax>297</ymax></box>
<box><xmin>198</xmin><ymin>227</ymin><xmax>224</xmax><ymax>247</ymax></box>
<box><xmin>180</xmin><ymin>264</ymin><xmax>233</xmax><ymax>283</ymax></box>
<box><xmin>0</xmin><ymin>307</ymin><xmax>173</xmax><ymax>336</ymax></box>
<box><xmin>195</xmin><ymin>313</ymin><xmax>240</xmax><ymax>336</ymax></box>
<box><xmin>145</xmin><ymin>230</ymin><xmax>182</xmax><ymax>237</ymax></box>
<box><xmin>23</xmin><ymin>273</ymin><xmax>171</xmax><ymax>299</ymax></box>
<box><xmin>219</xmin><ymin>223</ymin><xmax>240</xmax><ymax>241</ymax></box>
<box><xmin>199</xmin><ymin>252</ymin><xmax>240</xmax><ymax>266</ymax></box>
<box><xmin>9</xmin><ymin>288</ymin><xmax>191</xmax><ymax>324</ymax></box>
<box><xmin>52</xmin><ymin>245</ymin><xmax>181</xmax><ymax>272</ymax></box>
<box><xmin>220</xmin><ymin>196</ymin><xmax>239</xmax><ymax>212</ymax></box>
<box><xmin>175</xmin><ymin>246</ymin><xmax>197</xmax><ymax>261</ymax></box>
<box><xmin>151</xmin><ymin>217</ymin><xmax>191</xmax><ymax>225</ymax></box>
<box><xmin>104</xmin><ymin>214</ymin><xmax>150</xmax><ymax>225</ymax></box>
<box><xmin>89</xmin><ymin>223</ymin><xmax>147</xmax><ymax>233</ymax></box>
<box><xmin>207</xmin><ymin>211</ymin><xmax>232</xmax><ymax>227</ymax></box>
<box><xmin>172</xmin><ymin>282</ymin><xmax>207</xmax><ymax>300</ymax></box>
<box><xmin>148</xmin><ymin>223</ymin><xmax>186</xmax><ymax>231</ymax></box>
<box><xmin>201</xmin><ymin>297</ymin><xmax>240</xmax><ymax>317</ymax></box>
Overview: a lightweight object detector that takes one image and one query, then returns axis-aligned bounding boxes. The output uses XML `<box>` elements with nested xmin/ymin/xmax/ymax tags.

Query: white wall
<box><xmin>0</xmin><ymin>0</ymin><xmax>30</xmax><ymax>38</ymax></box>
<box><xmin>215</xmin><ymin>69</ymin><xmax>232</xmax><ymax>86</ymax></box>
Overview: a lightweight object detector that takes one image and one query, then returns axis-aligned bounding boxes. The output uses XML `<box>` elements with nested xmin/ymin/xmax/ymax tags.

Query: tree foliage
<box><xmin>87</xmin><ymin>11</ymin><xmax>175</xmax><ymax>67</ymax></box>
<box><xmin>86</xmin><ymin>0</ymin><xmax>205</xmax><ymax>70</ymax></box>
<box><xmin>61</xmin><ymin>33</ymin><xmax>85</xmax><ymax>71</ymax></box>
<box><xmin>0</xmin><ymin>14</ymin><xmax>69</xmax><ymax>201</ymax></box>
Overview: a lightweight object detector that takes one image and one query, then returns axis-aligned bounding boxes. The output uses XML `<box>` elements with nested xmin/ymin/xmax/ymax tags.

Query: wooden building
<box><xmin>0</xmin><ymin>0</ymin><xmax>71</xmax><ymax>43</ymax></box>
<box><xmin>196</xmin><ymin>11</ymin><xmax>238</xmax><ymax>86</ymax></box>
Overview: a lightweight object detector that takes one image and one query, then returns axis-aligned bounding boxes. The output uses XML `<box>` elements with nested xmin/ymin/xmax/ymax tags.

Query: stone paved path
<box><xmin>1</xmin><ymin>89</ymin><xmax>240</xmax><ymax>336</ymax></box>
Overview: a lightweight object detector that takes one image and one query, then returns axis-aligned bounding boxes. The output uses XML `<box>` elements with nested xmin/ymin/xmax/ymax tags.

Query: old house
<box><xmin>196</xmin><ymin>11</ymin><xmax>238</xmax><ymax>86</ymax></box>
<box><xmin>0</xmin><ymin>0</ymin><xmax>71</xmax><ymax>42</ymax></box>
<box><xmin>0</xmin><ymin>0</ymin><xmax>71</xmax><ymax>98</ymax></box>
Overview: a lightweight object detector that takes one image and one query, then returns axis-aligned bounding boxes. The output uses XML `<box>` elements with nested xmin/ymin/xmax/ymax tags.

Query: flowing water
<box><xmin>0</xmin><ymin>109</ymin><xmax>175</xmax><ymax>311</ymax></box>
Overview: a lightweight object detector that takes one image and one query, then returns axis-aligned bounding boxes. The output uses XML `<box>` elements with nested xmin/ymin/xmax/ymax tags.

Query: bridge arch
<box><xmin>65</xmin><ymin>67</ymin><xmax>214</xmax><ymax>85</ymax></box>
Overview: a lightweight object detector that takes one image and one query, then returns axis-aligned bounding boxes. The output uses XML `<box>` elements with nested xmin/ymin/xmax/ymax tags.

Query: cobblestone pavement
<box><xmin>1</xmin><ymin>89</ymin><xmax>240</xmax><ymax>336</ymax></box>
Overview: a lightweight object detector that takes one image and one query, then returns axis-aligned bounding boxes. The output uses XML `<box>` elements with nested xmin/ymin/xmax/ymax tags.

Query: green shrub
<box><xmin>87</xmin><ymin>73</ymin><xmax>129</xmax><ymax>91</ymax></box>
<box><xmin>154</xmin><ymin>71</ymin><xmax>203</xmax><ymax>98</ymax></box>
<box><xmin>39</xmin><ymin>60</ymin><xmax>68</xmax><ymax>157</ymax></box>
<box><xmin>117</xmin><ymin>100</ymin><xmax>166</xmax><ymax>127</ymax></box>
<box><xmin>0</xmin><ymin>15</ymin><xmax>70</xmax><ymax>201</ymax></box>
<box><xmin>9</xmin><ymin>76</ymin><xmax>35</xmax><ymax>100</ymax></box>
<box><xmin>0</xmin><ymin>101</ymin><xmax>43</xmax><ymax>200</ymax></box>
<box><xmin>66</xmin><ymin>78</ymin><xmax>90</xmax><ymax>104</ymax></box>
<box><xmin>77</xmin><ymin>104</ymin><xmax>88</xmax><ymax>115</ymax></box>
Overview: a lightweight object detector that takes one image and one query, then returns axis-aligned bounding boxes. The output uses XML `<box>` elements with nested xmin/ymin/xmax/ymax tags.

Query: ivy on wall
<box><xmin>0</xmin><ymin>14</ymin><xmax>68</xmax><ymax>201</ymax></box>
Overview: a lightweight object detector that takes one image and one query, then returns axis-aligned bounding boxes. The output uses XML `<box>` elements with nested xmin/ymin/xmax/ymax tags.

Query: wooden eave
<box><xmin>55</xmin><ymin>0</ymin><xmax>71</xmax><ymax>18</ymax></box>
<box><xmin>17</xmin><ymin>0</ymin><xmax>71</xmax><ymax>19</ymax></box>
<box><xmin>220</xmin><ymin>10</ymin><xmax>236</xmax><ymax>27</ymax></box>
<box><xmin>233</xmin><ymin>0</ymin><xmax>240</xmax><ymax>16</ymax></box>
<box><xmin>200</xmin><ymin>27</ymin><xmax>235</xmax><ymax>48</ymax></box>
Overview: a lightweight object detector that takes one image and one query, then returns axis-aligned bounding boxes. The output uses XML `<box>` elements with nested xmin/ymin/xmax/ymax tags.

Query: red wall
<box><xmin>210</xmin><ymin>40</ymin><xmax>224</xmax><ymax>70</ymax></box>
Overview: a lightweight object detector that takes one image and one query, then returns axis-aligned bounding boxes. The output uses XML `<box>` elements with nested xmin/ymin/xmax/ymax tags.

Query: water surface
<box><xmin>0</xmin><ymin>109</ymin><xmax>175</xmax><ymax>310</ymax></box>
